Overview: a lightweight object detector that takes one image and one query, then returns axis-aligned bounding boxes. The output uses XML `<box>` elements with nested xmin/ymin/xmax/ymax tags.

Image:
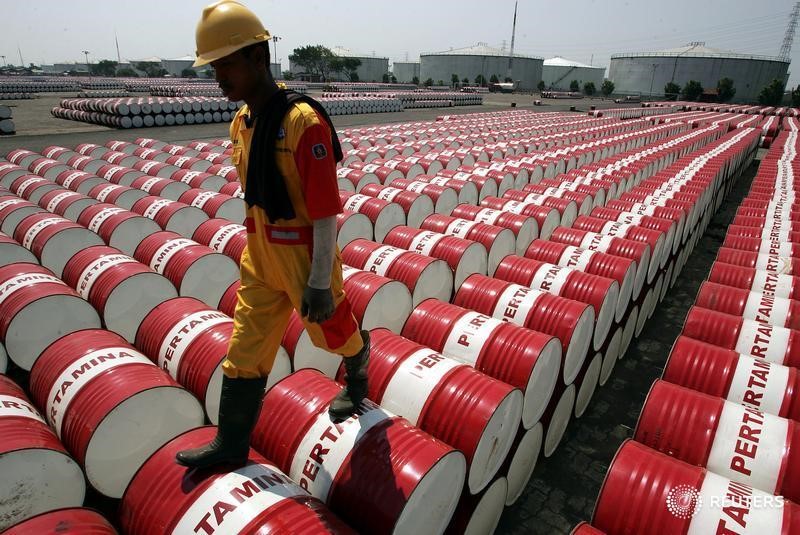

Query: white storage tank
<box><xmin>542</xmin><ymin>57</ymin><xmax>606</xmax><ymax>91</ymax></box>
<box><xmin>609</xmin><ymin>42</ymin><xmax>790</xmax><ymax>101</ymax></box>
<box><xmin>421</xmin><ymin>43</ymin><xmax>543</xmax><ymax>90</ymax></box>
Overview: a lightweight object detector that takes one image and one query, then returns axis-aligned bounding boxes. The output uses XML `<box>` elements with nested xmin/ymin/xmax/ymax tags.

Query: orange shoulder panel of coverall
<box><xmin>222</xmin><ymin>100</ymin><xmax>363</xmax><ymax>379</ymax></box>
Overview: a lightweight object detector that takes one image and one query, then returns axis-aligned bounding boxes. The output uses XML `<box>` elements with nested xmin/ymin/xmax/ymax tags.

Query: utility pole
<box><xmin>272</xmin><ymin>35</ymin><xmax>280</xmax><ymax>76</ymax></box>
<box><xmin>649</xmin><ymin>63</ymin><xmax>658</xmax><ymax>97</ymax></box>
<box><xmin>83</xmin><ymin>50</ymin><xmax>90</xmax><ymax>76</ymax></box>
<box><xmin>506</xmin><ymin>0</ymin><xmax>518</xmax><ymax>82</ymax></box>
<box><xmin>115</xmin><ymin>32</ymin><xmax>122</xmax><ymax>64</ymax></box>
<box><xmin>0</xmin><ymin>56</ymin><xmax>5</xmax><ymax>67</ymax></box>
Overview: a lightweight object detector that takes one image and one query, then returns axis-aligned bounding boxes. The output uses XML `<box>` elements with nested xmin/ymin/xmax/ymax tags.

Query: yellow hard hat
<box><xmin>193</xmin><ymin>0</ymin><xmax>271</xmax><ymax>67</ymax></box>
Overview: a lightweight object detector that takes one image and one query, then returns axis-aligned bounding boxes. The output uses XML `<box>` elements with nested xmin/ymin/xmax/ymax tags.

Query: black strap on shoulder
<box><xmin>285</xmin><ymin>91</ymin><xmax>343</xmax><ymax>163</ymax></box>
<box><xmin>244</xmin><ymin>90</ymin><xmax>341</xmax><ymax>224</ymax></box>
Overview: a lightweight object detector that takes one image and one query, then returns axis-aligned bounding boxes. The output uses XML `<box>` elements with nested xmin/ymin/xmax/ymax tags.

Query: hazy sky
<box><xmin>3</xmin><ymin>0</ymin><xmax>798</xmax><ymax>84</ymax></box>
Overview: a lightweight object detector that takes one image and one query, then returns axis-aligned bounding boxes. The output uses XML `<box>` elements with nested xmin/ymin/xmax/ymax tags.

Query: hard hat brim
<box><xmin>193</xmin><ymin>33</ymin><xmax>271</xmax><ymax>67</ymax></box>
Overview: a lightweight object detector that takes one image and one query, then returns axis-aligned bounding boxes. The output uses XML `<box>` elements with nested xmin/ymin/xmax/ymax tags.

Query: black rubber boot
<box><xmin>175</xmin><ymin>375</ymin><xmax>267</xmax><ymax>469</ymax></box>
<box><xmin>329</xmin><ymin>330</ymin><xmax>370</xmax><ymax>422</ymax></box>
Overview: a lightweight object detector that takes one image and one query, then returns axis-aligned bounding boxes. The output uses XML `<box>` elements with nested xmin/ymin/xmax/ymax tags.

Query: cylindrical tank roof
<box><xmin>544</xmin><ymin>56</ymin><xmax>606</xmax><ymax>70</ymax></box>
<box><xmin>611</xmin><ymin>42</ymin><xmax>789</xmax><ymax>64</ymax></box>
<box><xmin>422</xmin><ymin>43</ymin><xmax>543</xmax><ymax>60</ymax></box>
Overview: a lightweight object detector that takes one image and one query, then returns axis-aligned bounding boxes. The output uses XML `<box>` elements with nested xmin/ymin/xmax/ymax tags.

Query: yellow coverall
<box><xmin>223</xmin><ymin>100</ymin><xmax>364</xmax><ymax>379</ymax></box>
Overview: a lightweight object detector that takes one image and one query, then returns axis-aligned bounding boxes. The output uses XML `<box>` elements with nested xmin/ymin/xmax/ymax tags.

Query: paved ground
<box><xmin>495</xmin><ymin>156</ymin><xmax>759</xmax><ymax>534</ymax></box>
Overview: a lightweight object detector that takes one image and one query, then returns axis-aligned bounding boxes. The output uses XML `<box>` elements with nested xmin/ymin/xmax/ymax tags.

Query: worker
<box><xmin>177</xmin><ymin>0</ymin><xmax>370</xmax><ymax>469</ymax></box>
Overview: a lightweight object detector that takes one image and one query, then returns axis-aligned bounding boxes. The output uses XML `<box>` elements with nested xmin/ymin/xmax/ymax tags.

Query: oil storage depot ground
<box><xmin>0</xmin><ymin>91</ymin><xmax>793</xmax><ymax>534</ymax></box>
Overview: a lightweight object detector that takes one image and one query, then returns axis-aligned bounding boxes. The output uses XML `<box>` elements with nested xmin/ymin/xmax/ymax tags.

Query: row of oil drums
<box><xmin>123</xmin><ymin>78</ymin><xmax>217</xmax><ymax>92</ymax></box>
<box><xmin>0</xmin><ymin>92</ymin><xmax>35</xmax><ymax>100</ymax></box>
<box><xmin>334</xmin><ymin>121</ymin><xmax>697</xmax><ymax>207</ymax></box>
<box><xmin>0</xmin><ymin>194</ymin><xmax>514</xmax><ymax>533</ymax></box>
<box><xmin>658</xmin><ymin>109</ymin><xmax>785</xmax><ymax>137</ymax></box>
<box><xmin>334</xmin><ymin>113</ymin><xmax>764</xmax><ymax>533</ymax></box>
<box><xmin>333</xmin><ymin>120</ymin><xmax>731</xmax><ymax>259</ymax></box>
<box><xmin>326</xmin><ymin>82</ymin><xmax>419</xmax><ymax>92</ymax></box>
<box><xmin>51</xmin><ymin>106</ymin><xmax>236</xmax><ymax>128</ymax></box>
<box><xmin>332</xmin><ymin>118</ymin><xmax>759</xmax><ymax>349</ymax></box>
<box><xmin>540</xmin><ymin>91</ymin><xmax>583</xmax><ymax>99</ymax></box>
<box><xmin>0</xmin><ymin>78</ymin><xmax>81</xmax><ymax>93</ymax></box>
<box><xmin>319</xmin><ymin>96</ymin><xmax>405</xmax><ymax>115</ymax></box>
<box><xmin>574</xmin><ymin>121</ymin><xmax>800</xmax><ymax>533</ymax></box>
<box><xmin>0</xmin><ymin>113</ymin><xmax>651</xmax><ymax>533</ymax></box>
<box><xmin>51</xmin><ymin>96</ymin><xmax>240</xmax><ymax>128</ymax></box>
<box><xmin>4</xmin><ymin>140</ymin><xmax>558</xmax><ymax>532</ymax></box>
<box><xmin>589</xmin><ymin>105</ymin><xmax>681</xmax><ymax>120</ymax></box>
<box><xmin>0</xmin><ymin>113</ymin><xmax>638</xmax><ymax>533</ymax></box>
<box><xmin>78</xmin><ymin>79</ymin><xmax>127</xmax><ymax>90</ymax></box>
<box><xmin>147</xmin><ymin>82</ymin><xmax>311</xmax><ymax>98</ymax></box>
<box><xmin>321</xmin><ymin>91</ymin><xmax>481</xmax><ymax>108</ymax></box>
<box><xmin>392</xmin><ymin>92</ymin><xmax>483</xmax><ymax>107</ymax></box>
<box><xmin>425</xmin><ymin>110</ymin><xmax>636</xmax><ymax>133</ymax></box>
<box><xmin>337</xmin><ymin>120</ymin><xmax>694</xmax><ymax>185</ymax></box>
<box><xmin>0</xmin><ymin>140</ymin><xmax>392</xmax><ymax>255</ymax></box>
<box><xmin>349</xmin><ymin>110</ymin><xmax>615</xmax><ymax>140</ymax></box>
<box><xmin>0</xmin><ymin>111</ymin><xmax>760</xmax><ymax>533</ymax></box>
<box><xmin>0</xmin><ymin>173</ymin><xmax>582</xmax><ymax>533</ymax></box>
<box><xmin>44</xmin><ymin>116</ymin><xmax>693</xmax><ymax>237</ymax></box>
<box><xmin>316</xmin><ymin>119</ymin><xmax>764</xmax><ymax>531</ymax></box>
<box><xmin>339</xmin><ymin>114</ymin><xmax>640</xmax><ymax>152</ymax></box>
<box><xmin>77</xmin><ymin>90</ymin><xmax>131</xmax><ymax>98</ymax></box>
<box><xmin>149</xmin><ymin>84</ymin><xmax>226</xmax><ymax>97</ymax></box>
<box><xmin>337</xmin><ymin>113</ymin><xmax>657</xmax><ymax>156</ymax></box>
<box><xmin>4</xmin><ymin>143</ymin><xmax>245</xmax><ymax>212</ymax></box>
<box><xmin>0</xmin><ymin>104</ymin><xmax>14</xmax><ymax>135</ymax></box>
<box><xmin>646</xmin><ymin>101</ymin><xmax>798</xmax><ymax>117</ymax></box>
<box><xmin>0</xmin><ymin>186</ymin><xmax>242</xmax><ymax>316</ymax></box>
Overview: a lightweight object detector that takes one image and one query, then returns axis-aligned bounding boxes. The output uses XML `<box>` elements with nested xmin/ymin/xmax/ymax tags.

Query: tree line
<box><xmin>32</xmin><ymin>48</ymin><xmax>800</xmax><ymax>106</ymax></box>
<box><xmin>662</xmin><ymin>77</ymin><xmax>793</xmax><ymax>106</ymax></box>
<box><xmin>535</xmin><ymin>79</ymin><xmax>615</xmax><ymax>96</ymax></box>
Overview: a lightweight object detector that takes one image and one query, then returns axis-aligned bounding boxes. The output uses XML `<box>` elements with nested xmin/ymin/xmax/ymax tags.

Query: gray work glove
<box><xmin>301</xmin><ymin>285</ymin><xmax>335</xmax><ymax>324</ymax></box>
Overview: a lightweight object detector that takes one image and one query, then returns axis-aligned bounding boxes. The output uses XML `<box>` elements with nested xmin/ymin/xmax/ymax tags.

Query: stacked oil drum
<box><xmin>0</xmin><ymin>77</ymin><xmax>80</xmax><ymax>95</ymax></box>
<box><xmin>321</xmin><ymin>91</ymin><xmax>483</xmax><ymax>109</ymax></box>
<box><xmin>51</xmin><ymin>96</ymin><xmax>241</xmax><ymax>129</ymax></box>
<box><xmin>580</xmin><ymin>116</ymin><xmax>800</xmax><ymax>534</ymax></box>
<box><xmin>0</xmin><ymin>106</ymin><xmax>772</xmax><ymax>533</ymax></box>
<box><xmin>0</xmin><ymin>104</ymin><xmax>14</xmax><ymax>135</ymax></box>
<box><xmin>318</xmin><ymin>96</ymin><xmax>405</xmax><ymax>115</ymax></box>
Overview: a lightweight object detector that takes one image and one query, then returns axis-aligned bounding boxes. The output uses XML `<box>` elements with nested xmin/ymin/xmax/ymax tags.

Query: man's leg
<box><xmin>297</xmin><ymin>282</ymin><xmax>369</xmax><ymax>421</ymax></box>
<box><xmin>176</xmin><ymin>248</ymin><xmax>292</xmax><ymax>468</ymax></box>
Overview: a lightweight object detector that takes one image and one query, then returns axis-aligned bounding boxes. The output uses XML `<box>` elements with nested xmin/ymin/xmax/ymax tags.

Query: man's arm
<box><xmin>294</xmin><ymin>112</ymin><xmax>342</xmax><ymax>323</ymax></box>
<box><xmin>301</xmin><ymin>215</ymin><xmax>337</xmax><ymax>323</ymax></box>
<box><xmin>308</xmin><ymin>215</ymin><xmax>337</xmax><ymax>290</ymax></box>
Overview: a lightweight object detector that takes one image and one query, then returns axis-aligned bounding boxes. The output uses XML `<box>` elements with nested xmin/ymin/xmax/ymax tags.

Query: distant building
<box><xmin>542</xmin><ymin>57</ymin><xmax>606</xmax><ymax>91</ymax></box>
<box><xmin>420</xmin><ymin>43</ymin><xmax>543</xmax><ymax>90</ymax></box>
<box><xmin>128</xmin><ymin>56</ymin><xmax>165</xmax><ymax>77</ymax></box>
<box><xmin>609</xmin><ymin>42</ymin><xmax>790</xmax><ymax>101</ymax></box>
<box><xmin>161</xmin><ymin>55</ymin><xmax>196</xmax><ymax>77</ymax></box>
<box><xmin>41</xmin><ymin>62</ymin><xmax>88</xmax><ymax>74</ymax></box>
<box><xmin>290</xmin><ymin>46</ymin><xmax>389</xmax><ymax>82</ymax></box>
<box><xmin>392</xmin><ymin>62</ymin><xmax>420</xmax><ymax>83</ymax></box>
<box><xmin>41</xmin><ymin>56</ymin><xmax>280</xmax><ymax>79</ymax></box>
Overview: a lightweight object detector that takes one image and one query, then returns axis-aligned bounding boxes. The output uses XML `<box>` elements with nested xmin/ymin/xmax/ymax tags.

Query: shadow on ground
<box><xmin>496</xmin><ymin>156</ymin><xmax>759</xmax><ymax>534</ymax></box>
